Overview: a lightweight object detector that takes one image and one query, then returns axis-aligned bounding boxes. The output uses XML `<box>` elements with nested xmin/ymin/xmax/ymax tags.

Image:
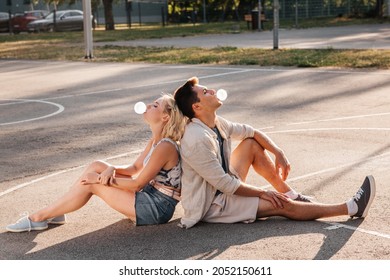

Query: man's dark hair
<box><xmin>173</xmin><ymin>77</ymin><xmax>200</xmax><ymax>119</ymax></box>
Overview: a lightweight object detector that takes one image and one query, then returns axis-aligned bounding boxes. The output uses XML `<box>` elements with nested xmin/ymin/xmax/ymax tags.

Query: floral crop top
<box><xmin>143</xmin><ymin>138</ymin><xmax>181</xmax><ymax>190</ymax></box>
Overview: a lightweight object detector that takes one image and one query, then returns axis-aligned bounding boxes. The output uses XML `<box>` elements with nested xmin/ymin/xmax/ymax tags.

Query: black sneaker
<box><xmin>294</xmin><ymin>193</ymin><xmax>314</xmax><ymax>203</ymax></box>
<box><xmin>351</xmin><ymin>175</ymin><xmax>376</xmax><ymax>218</ymax></box>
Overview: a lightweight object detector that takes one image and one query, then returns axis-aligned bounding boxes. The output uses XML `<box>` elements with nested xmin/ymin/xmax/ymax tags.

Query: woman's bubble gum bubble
<box><xmin>134</xmin><ymin>102</ymin><xmax>147</xmax><ymax>114</ymax></box>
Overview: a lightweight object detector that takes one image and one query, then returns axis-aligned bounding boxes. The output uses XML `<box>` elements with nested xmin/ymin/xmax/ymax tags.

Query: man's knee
<box><xmin>244</xmin><ymin>138</ymin><xmax>264</xmax><ymax>151</ymax></box>
<box><xmin>257</xmin><ymin>199</ymin><xmax>295</xmax><ymax>219</ymax></box>
<box><xmin>235</xmin><ymin>138</ymin><xmax>264</xmax><ymax>158</ymax></box>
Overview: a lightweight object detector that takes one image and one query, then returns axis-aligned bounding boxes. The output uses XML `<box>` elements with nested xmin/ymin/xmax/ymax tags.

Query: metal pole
<box><xmin>203</xmin><ymin>0</ymin><xmax>206</xmax><ymax>23</ymax></box>
<box><xmin>258</xmin><ymin>0</ymin><xmax>262</xmax><ymax>31</ymax></box>
<box><xmin>8</xmin><ymin>10</ymin><xmax>13</xmax><ymax>35</ymax></box>
<box><xmin>306</xmin><ymin>0</ymin><xmax>308</xmax><ymax>18</ymax></box>
<box><xmin>53</xmin><ymin>8</ymin><xmax>57</xmax><ymax>31</ymax></box>
<box><xmin>125</xmin><ymin>0</ymin><xmax>132</xmax><ymax>29</ymax></box>
<box><xmin>295</xmin><ymin>0</ymin><xmax>298</xmax><ymax>28</ymax></box>
<box><xmin>138</xmin><ymin>2</ymin><xmax>141</xmax><ymax>26</ymax></box>
<box><xmin>387</xmin><ymin>0</ymin><xmax>390</xmax><ymax>16</ymax></box>
<box><xmin>82</xmin><ymin>0</ymin><xmax>93</xmax><ymax>59</ymax></box>
<box><xmin>348</xmin><ymin>0</ymin><xmax>351</xmax><ymax>15</ymax></box>
<box><xmin>161</xmin><ymin>6</ymin><xmax>165</xmax><ymax>27</ymax></box>
<box><xmin>273</xmin><ymin>0</ymin><xmax>279</xmax><ymax>50</ymax></box>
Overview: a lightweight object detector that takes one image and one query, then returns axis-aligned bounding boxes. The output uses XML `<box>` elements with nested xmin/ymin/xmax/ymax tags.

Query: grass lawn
<box><xmin>1</xmin><ymin>17</ymin><xmax>390</xmax><ymax>69</ymax></box>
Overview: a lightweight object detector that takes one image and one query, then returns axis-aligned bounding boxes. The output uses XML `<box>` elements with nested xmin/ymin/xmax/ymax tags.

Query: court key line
<box><xmin>0</xmin><ymin>150</ymin><xmax>143</xmax><ymax>198</ymax></box>
<box><xmin>287</xmin><ymin>112</ymin><xmax>390</xmax><ymax>126</ymax></box>
<box><xmin>0</xmin><ymin>99</ymin><xmax>65</xmax><ymax>126</ymax></box>
<box><xmin>322</xmin><ymin>222</ymin><xmax>390</xmax><ymax>239</ymax></box>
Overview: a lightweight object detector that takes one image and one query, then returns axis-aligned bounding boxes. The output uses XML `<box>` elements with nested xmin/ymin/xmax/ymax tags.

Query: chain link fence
<box><xmin>262</xmin><ymin>0</ymin><xmax>384</xmax><ymax>21</ymax></box>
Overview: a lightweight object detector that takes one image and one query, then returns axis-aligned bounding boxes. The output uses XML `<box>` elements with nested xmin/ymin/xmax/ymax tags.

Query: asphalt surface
<box><xmin>1</xmin><ymin>25</ymin><xmax>390</xmax><ymax>262</ymax></box>
<box><xmin>96</xmin><ymin>24</ymin><xmax>390</xmax><ymax>49</ymax></box>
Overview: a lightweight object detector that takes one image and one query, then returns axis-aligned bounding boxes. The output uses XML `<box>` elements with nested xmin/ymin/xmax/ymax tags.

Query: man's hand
<box><xmin>275</xmin><ymin>150</ymin><xmax>291</xmax><ymax>181</ymax></box>
<box><xmin>252</xmin><ymin>130</ymin><xmax>291</xmax><ymax>181</ymax></box>
<box><xmin>260</xmin><ymin>190</ymin><xmax>290</xmax><ymax>208</ymax></box>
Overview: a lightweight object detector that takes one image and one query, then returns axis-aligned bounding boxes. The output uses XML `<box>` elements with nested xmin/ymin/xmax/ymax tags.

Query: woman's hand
<box><xmin>99</xmin><ymin>166</ymin><xmax>115</xmax><ymax>186</ymax></box>
<box><xmin>260</xmin><ymin>190</ymin><xmax>290</xmax><ymax>209</ymax></box>
<box><xmin>81</xmin><ymin>172</ymin><xmax>100</xmax><ymax>185</ymax></box>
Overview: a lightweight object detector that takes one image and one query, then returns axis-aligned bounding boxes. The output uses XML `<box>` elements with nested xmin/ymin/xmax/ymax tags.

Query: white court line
<box><xmin>0</xmin><ymin>149</ymin><xmax>143</xmax><ymax>198</ymax></box>
<box><xmin>259</xmin><ymin>123</ymin><xmax>390</xmax><ymax>239</ymax></box>
<box><xmin>2</xmin><ymin>66</ymin><xmax>390</xmax><ymax>240</ymax></box>
<box><xmin>23</xmin><ymin>69</ymin><xmax>256</xmax><ymax>103</ymax></box>
<box><xmin>3</xmin><ymin>69</ymin><xmax>253</xmax><ymax>126</ymax></box>
<box><xmin>4</xmin><ymin>66</ymin><xmax>388</xmax><ymax>105</ymax></box>
<box><xmin>0</xmin><ymin>166</ymin><xmax>85</xmax><ymax>198</ymax></box>
<box><xmin>259</xmin><ymin>151</ymin><xmax>390</xmax><ymax>189</ymax></box>
<box><xmin>258</xmin><ymin>150</ymin><xmax>390</xmax><ymax>240</ymax></box>
<box><xmin>166</xmin><ymin>65</ymin><xmax>390</xmax><ymax>76</ymax></box>
<box><xmin>323</xmin><ymin>222</ymin><xmax>390</xmax><ymax>239</ymax></box>
<box><xmin>42</xmin><ymin>88</ymin><xmax>124</xmax><ymax>101</ymax></box>
<box><xmin>267</xmin><ymin>127</ymin><xmax>390</xmax><ymax>134</ymax></box>
<box><xmin>288</xmin><ymin>112</ymin><xmax>390</xmax><ymax>126</ymax></box>
<box><xmin>0</xmin><ymin>99</ymin><xmax>65</xmax><ymax>126</ymax></box>
<box><xmin>2</xmin><ymin>148</ymin><xmax>389</xmax><ymax>240</ymax></box>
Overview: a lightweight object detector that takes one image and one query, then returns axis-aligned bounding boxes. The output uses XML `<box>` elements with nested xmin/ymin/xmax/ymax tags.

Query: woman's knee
<box><xmin>87</xmin><ymin>160</ymin><xmax>109</xmax><ymax>173</ymax></box>
<box><xmin>78</xmin><ymin>182</ymin><xmax>98</xmax><ymax>195</ymax></box>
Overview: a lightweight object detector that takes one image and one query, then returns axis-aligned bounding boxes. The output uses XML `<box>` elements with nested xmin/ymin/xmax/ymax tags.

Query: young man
<box><xmin>173</xmin><ymin>77</ymin><xmax>376</xmax><ymax>229</ymax></box>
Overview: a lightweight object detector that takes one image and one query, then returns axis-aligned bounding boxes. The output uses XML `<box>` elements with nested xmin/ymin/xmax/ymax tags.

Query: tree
<box><xmin>375</xmin><ymin>0</ymin><xmax>383</xmax><ymax>17</ymax></box>
<box><xmin>102</xmin><ymin>0</ymin><xmax>115</xmax><ymax>30</ymax></box>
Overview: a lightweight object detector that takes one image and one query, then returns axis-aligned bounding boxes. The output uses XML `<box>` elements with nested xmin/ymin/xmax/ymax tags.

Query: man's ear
<box><xmin>192</xmin><ymin>103</ymin><xmax>201</xmax><ymax>112</ymax></box>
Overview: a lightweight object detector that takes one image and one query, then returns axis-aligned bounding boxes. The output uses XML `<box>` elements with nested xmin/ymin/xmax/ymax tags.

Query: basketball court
<box><xmin>1</xmin><ymin>60</ymin><xmax>389</xmax><ymax>262</ymax></box>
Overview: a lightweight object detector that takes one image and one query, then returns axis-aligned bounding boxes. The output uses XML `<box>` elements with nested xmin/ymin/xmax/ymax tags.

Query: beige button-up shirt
<box><xmin>179</xmin><ymin>116</ymin><xmax>255</xmax><ymax>228</ymax></box>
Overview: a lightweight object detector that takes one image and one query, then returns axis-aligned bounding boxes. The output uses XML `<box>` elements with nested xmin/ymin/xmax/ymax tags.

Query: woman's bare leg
<box><xmin>29</xmin><ymin>160</ymin><xmax>136</xmax><ymax>222</ymax></box>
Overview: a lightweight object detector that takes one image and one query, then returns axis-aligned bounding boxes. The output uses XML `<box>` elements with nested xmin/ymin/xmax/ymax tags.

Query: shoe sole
<box><xmin>361</xmin><ymin>175</ymin><xmax>376</xmax><ymax>218</ymax></box>
<box><xmin>48</xmin><ymin>220</ymin><xmax>66</xmax><ymax>225</ymax></box>
<box><xmin>48</xmin><ymin>215</ymin><xmax>66</xmax><ymax>225</ymax></box>
<box><xmin>6</xmin><ymin>225</ymin><xmax>48</xmax><ymax>233</ymax></box>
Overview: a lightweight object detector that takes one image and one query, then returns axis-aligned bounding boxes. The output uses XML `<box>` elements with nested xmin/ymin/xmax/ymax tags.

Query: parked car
<box><xmin>0</xmin><ymin>12</ymin><xmax>12</xmax><ymax>33</ymax></box>
<box><xmin>27</xmin><ymin>10</ymin><xmax>95</xmax><ymax>32</ymax></box>
<box><xmin>11</xmin><ymin>10</ymin><xmax>49</xmax><ymax>33</ymax></box>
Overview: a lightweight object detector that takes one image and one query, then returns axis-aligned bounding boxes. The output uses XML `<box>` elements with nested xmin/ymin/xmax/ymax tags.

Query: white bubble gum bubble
<box><xmin>134</xmin><ymin>102</ymin><xmax>146</xmax><ymax>114</ymax></box>
<box><xmin>216</xmin><ymin>89</ymin><xmax>228</xmax><ymax>101</ymax></box>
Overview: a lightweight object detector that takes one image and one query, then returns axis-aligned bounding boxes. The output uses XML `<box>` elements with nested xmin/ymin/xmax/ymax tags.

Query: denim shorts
<box><xmin>135</xmin><ymin>184</ymin><xmax>178</xmax><ymax>226</ymax></box>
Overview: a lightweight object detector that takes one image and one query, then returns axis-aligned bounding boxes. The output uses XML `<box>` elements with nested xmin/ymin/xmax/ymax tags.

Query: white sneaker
<box><xmin>48</xmin><ymin>214</ymin><xmax>67</xmax><ymax>225</ymax></box>
<box><xmin>6</xmin><ymin>213</ymin><xmax>48</xmax><ymax>233</ymax></box>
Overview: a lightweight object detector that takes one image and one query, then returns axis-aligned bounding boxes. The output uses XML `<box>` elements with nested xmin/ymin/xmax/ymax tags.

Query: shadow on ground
<box><xmin>0</xmin><ymin>218</ymin><xmax>363</xmax><ymax>260</ymax></box>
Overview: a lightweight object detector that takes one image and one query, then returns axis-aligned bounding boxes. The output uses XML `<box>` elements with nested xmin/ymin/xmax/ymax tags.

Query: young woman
<box><xmin>6</xmin><ymin>94</ymin><xmax>187</xmax><ymax>232</ymax></box>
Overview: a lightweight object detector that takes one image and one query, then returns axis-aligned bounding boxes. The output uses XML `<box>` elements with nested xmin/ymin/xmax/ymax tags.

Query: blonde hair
<box><xmin>161</xmin><ymin>93</ymin><xmax>187</xmax><ymax>142</ymax></box>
